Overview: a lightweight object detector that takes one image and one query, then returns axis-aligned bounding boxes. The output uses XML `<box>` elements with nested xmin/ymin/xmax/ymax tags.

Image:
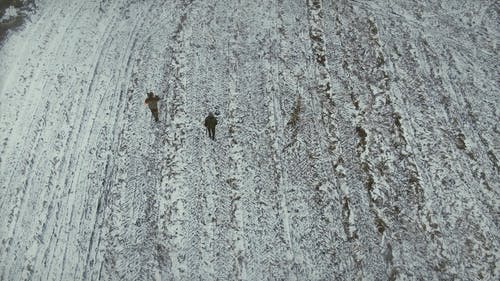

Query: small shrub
<box><xmin>287</xmin><ymin>95</ymin><xmax>302</xmax><ymax>127</ymax></box>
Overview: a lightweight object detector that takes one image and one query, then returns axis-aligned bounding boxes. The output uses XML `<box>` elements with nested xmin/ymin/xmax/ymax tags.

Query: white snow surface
<box><xmin>0</xmin><ymin>0</ymin><xmax>498</xmax><ymax>280</ymax></box>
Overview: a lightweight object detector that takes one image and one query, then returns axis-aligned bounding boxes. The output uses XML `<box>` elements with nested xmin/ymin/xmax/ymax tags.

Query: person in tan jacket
<box><xmin>144</xmin><ymin>92</ymin><xmax>160</xmax><ymax>122</ymax></box>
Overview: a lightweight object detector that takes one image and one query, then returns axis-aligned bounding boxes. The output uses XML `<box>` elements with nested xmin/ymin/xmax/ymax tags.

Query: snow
<box><xmin>0</xmin><ymin>6</ymin><xmax>18</xmax><ymax>22</ymax></box>
<box><xmin>0</xmin><ymin>0</ymin><xmax>498</xmax><ymax>280</ymax></box>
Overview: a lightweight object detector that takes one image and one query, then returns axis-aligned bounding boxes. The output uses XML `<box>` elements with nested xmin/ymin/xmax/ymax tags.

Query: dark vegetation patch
<box><xmin>0</xmin><ymin>13</ymin><xmax>22</xmax><ymax>42</ymax></box>
<box><xmin>388</xmin><ymin>269</ymin><xmax>399</xmax><ymax>281</ymax></box>
<box><xmin>0</xmin><ymin>0</ymin><xmax>24</xmax><ymax>12</ymax></box>
<box><xmin>407</xmin><ymin>164</ymin><xmax>424</xmax><ymax>210</ymax></box>
<box><xmin>283</xmin><ymin>95</ymin><xmax>302</xmax><ymax>152</ymax></box>
<box><xmin>480</xmin><ymin>172</ymin><xmax>492</xmax><ymax>191</ymax></box>
<box><xmin>455</xmin><ymin>133</ymin><xmax>466</xmax><ymax>150</ymax></box>
<box><xmin>352</xmin><ymin>98</ymin><xmax>359</xmax><ymax>110</ymax></box>
<box><xmin>356</xmin><ymin>126</ymin><xmax>367</xmax><ymax>150</ymax></box>
<box><xmin>309</xmin><ymin>30</ymin><xmax>323</xmax><ymax>44</ymax></box>
<box><xmin>341</xmin><ymin>196</ymin><xmax>353</xmax><ymax>240</ymax></box>
<box><xmin>392</xmin><ymin>112</ymin><xmax>407</xmax><ymax>145</ymax></box>
<box><xmin>333</xmin><ymin>157</ymin><xmax>345</xmax><ymax>177</ymax></box>
<box><xmin>375</xmin><ymin>216</ymin><xmax>386</xmax><ymax>234</ymax></box>
<box><xmin>409</xmin><ymin>171</ymin><xmax>419</xmax><ymax>184</ymax></box>
<box><xmin>393</xmin><ymin>112</ymin><xmax>402</xmax><ymax>128</ymax></box>
<box><xmin>366</xmin><ymin>173</ymin><xmax>374</xmax><ymax>193</ymax></box>
<box><xmin>287</xmin><ymin>95</ymin><xmax>302</xmax><ymax>127</ymax></box>
<box><xmin>368</xmin><ymin>18</ymin><xmax>378</xmax><ymax>36</ymax></box>
<box><xmin>361</xmin><ymin>161</ymin><xmax>376</xmax><ymax>204</ymax></box>
<box><xmin>315</xmin><ymin>52</ymin><xmax>325</xmax><ymax>66</ymax></box>
<box><xmin>341</xmin><ymin>196</ymin><xmax>358</xmax><ymax>241</ymax></box>
<box><xmin>486</xmin><ymin>150</ymin><xmax>498</xmax><ymax>171</ymax></box>
<box><xmin>361</xmin><ymin>161</ymin><xmax>370</xmax><ymax>173</ymax></box>
<box><xmin>375</xmin><ymin>158</ymin><xmax>389</xmax><ymax>176</ymax></box>
<box><xmin>376</xmin><ymin>52</ymin><xmax>385</xmax><ymax>67</ymax></box>
<box><xmin>310</xmin><ymin>0</ymin><xmax>321</xmax><ymax>10</ymax></box>
<box><xmin>0</xmin><ymin>0</ymin><xmax>35</xmax><ymax>43</ymax></box>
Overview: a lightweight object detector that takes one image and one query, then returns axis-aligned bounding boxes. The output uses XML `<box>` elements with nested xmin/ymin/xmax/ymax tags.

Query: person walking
<box><xmin>204</xmin><ymin>112</ymin><xmax>218</xmax><ymax>140</ymax></box>
<box><xmin>144</xmin><ymin>92</ymin><xmax>160</xmax><ymax>122</ymax></box>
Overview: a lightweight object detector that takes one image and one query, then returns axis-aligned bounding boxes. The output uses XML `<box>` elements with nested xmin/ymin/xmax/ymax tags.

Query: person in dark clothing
<box><xmin>204</xmin><ymin>112</ymin><xmax>217</xmax><ymax>140</ymax></box>
<box><xmin>144</xmin><ymin>92</ymin><xmax>160</xmax><ymax>122</ymax></box>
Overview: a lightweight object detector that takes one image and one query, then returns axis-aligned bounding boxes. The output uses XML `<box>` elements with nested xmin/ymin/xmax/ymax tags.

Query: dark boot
<box><xmin>152</xmin><ymin>110</ymin><xmax>159</xmax><ymax>122</ymax></box>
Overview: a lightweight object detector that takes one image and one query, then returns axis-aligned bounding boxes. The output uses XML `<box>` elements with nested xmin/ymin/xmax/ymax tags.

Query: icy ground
<box><xmin>0</xmin><ymin>0</ymin><xmax>498</xmax><ymax>280</ymax></box>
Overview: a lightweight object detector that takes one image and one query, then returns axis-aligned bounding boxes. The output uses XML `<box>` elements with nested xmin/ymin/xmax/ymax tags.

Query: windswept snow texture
<box><xmin>0</xmin><ymin>0</ymin><xmax>498</xmax><ymax>280</ymax></box>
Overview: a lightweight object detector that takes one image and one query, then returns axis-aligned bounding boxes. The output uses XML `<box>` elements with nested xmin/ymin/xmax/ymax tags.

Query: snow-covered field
<box><xmin>0</xmin><ymin>0</ymin><xmax>498</xmax><ymax>280</ymax></box>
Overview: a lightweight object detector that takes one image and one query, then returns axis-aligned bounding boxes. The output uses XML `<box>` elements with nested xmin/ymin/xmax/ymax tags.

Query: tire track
<box><xmin>0</xmin><ymin>2</ymin><xmax>94</xmax><ymax>278</ymax></box>
<box><xmin>81</xmin><ymin>4</ymin><xmax>149</xmax><ymax>280</ymax></box>
<box><xmin>100</xmin><ymin>2</ymin><xmax>175</xmax><ymax>280</ymax></box>
<box><xmin>155</xmin><ymin>2</ymin><xmax>196</xmax><ymax>279</ymax></box>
